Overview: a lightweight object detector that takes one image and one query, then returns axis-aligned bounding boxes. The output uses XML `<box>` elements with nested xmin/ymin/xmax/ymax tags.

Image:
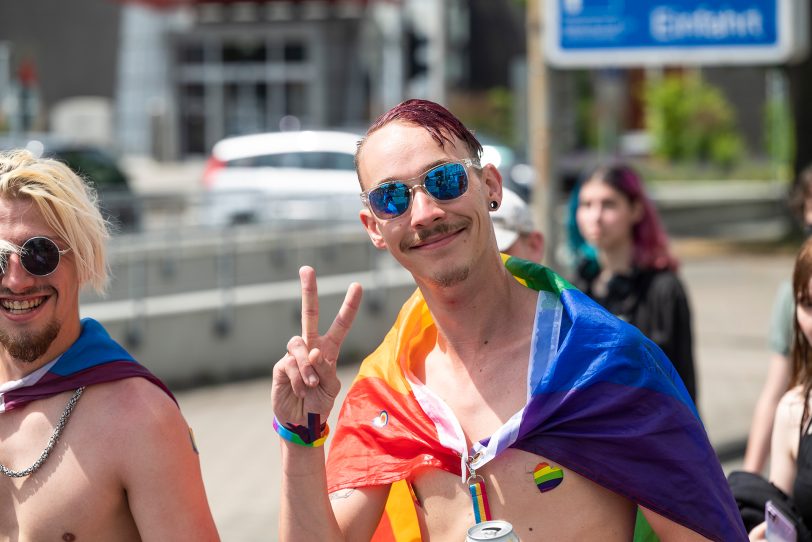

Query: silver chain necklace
<box><xmin>0</xmin><ymin>386</ymin><xmax>85</xmax><ymax>478</ymax></box>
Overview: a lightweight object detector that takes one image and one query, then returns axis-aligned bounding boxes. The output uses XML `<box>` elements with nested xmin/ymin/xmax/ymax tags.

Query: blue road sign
<box><xmin>545</xmin><ymin>0</ymin><xmax>808</xmax><ymax>67</ymax></box>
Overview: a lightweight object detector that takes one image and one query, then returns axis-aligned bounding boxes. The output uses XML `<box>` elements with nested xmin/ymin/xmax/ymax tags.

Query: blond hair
<box><xmin>0</xmin><ymin>149</ymin><xmax>109</xmax><ymax>292</ymax></box>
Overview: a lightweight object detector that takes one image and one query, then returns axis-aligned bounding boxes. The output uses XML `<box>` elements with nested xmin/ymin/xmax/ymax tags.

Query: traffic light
<box><xmin>405</xmin><ymin>27</ymin><xmax>428</xmax><ymax>79</ymax></box>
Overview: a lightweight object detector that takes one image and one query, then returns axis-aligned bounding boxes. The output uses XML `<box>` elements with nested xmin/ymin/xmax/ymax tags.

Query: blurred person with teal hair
<box><xmin>568</xmin><ymin>162</ymin><xmax>697</xmax><ymax>403</ymax></box>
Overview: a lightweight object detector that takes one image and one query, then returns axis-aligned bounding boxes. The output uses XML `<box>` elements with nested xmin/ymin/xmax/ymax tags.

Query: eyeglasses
<box><xmin>361</xmin><ymin>159</ymin><xmax>477</xmax><ymax>220</ymax></box>
<box><xmin>0</xmin><ymin>237</ymin><xmax>70</xmax><ymax>277</ymax></box>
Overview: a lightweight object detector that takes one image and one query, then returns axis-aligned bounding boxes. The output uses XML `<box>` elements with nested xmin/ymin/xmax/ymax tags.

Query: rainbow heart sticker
<box><xmin>533</xmin><ymin>462</ymin><xmax>563</xmax><ymax>493</ymax></box>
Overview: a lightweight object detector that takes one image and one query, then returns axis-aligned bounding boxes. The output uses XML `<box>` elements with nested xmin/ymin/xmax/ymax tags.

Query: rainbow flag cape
<box><xmin>326</xmin><ymin>256</ymin><xmax>747</xmax><ymax>541</ymax></box>
<box><xmin>0</xmin><ymin>318</ymin><xmax>173</xmax><ymax>413</ymax></box>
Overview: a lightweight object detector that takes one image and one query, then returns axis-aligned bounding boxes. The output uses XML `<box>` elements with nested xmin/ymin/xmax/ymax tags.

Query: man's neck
<box><xmin>0</xmin><ymin>353</ymin><xmax>57</xmax><ymax>383</ymax></box>
<box><xmin>415</xmin><ymin>254</ymin><xmax>537</xmax><ymax>367</ymax></box>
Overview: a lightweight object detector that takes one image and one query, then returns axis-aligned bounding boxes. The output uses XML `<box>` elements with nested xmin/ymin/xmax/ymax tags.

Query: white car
<box><xmin>201</xmin><ymin>130</ymin><xmax>363</xmax><ymax>227</ymax></box>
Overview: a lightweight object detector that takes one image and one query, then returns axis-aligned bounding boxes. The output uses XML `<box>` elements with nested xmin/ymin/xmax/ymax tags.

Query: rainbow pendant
<box><xmin>468</xmin><ymin>477</ymin><xmax>492</xmax><ymax>523</ymax></box>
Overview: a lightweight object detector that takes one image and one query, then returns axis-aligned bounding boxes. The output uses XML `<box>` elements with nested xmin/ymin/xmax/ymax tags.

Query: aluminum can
<box><xmin>465</xmin><ymin>520</ymin><xmax>520</xmax><ymax>541</ymax></box>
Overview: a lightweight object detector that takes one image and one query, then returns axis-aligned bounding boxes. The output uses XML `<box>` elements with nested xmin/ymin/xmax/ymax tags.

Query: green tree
<box><xmin>644</xmin><ymin>74</ymin><xmax>744</xmax><ymax>169</ymax></box>
<box><xmin>765</xmin><ymin>89</ymin><xmax>795</xmax><ymax>182</ymax></box>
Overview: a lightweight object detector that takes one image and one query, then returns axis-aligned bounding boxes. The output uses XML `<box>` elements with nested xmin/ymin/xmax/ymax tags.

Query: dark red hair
<box><xmin>586</xmin><ymin>163</ymin><xmax>679</xmax><ymax>272</ymax></box>
<box><xmin>355</xmin><ymin>99</ymin><xmax>483</xmax><ymax>177</ymax></box>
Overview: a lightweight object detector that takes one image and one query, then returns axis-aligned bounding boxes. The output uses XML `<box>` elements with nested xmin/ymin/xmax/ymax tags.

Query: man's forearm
<box><xmin>279</xmin><ymin>441</ymin><xmax>343</xmax><ymax>541</ymax></box>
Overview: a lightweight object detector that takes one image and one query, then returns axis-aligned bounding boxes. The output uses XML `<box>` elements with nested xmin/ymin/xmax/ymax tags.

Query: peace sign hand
<box><xmin>271</xmin><ymin>266</ymin><xmax>363</xmax><ymax>426</ymax></box>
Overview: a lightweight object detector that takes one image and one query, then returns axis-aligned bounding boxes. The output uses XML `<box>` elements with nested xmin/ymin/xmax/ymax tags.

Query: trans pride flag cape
<box><xmin>0</xmin><ymin>318</ymin><xmax>173</xmax><ymax>413</ymax></box>
<box><xmin>326</xmin><ymin>256</ymin><xmax>747</xmax><ymax>541</ymax></box>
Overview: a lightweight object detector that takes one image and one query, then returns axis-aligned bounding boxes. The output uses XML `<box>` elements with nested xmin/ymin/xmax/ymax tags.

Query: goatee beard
<box><xmin>431</xmin><ymin>266</ymin><xmax>470</xmax><ymax>287</ymax></box>
<box><xmin>0</xmin><ymin>320</ymin><xmax>60</xmax><ymax>363</ymax></box>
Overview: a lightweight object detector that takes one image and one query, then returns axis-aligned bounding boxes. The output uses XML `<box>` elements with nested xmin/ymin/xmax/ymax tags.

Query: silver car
<box><xmin>201</xmin><ymin>130</ymin><xmax>363</xmax><ymax>228</ymax></box>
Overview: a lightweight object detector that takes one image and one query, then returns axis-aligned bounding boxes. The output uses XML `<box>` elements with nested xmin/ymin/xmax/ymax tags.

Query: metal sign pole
<box><xmin>527</xmin><ymin>0</ymin><xmax>558</xmax><ymax>268</ymax></box>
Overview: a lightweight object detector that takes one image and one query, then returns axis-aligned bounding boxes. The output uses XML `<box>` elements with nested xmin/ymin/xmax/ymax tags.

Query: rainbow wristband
<box><xmin>273</xmin><ymin>416</ymin><xmax>330</xmax><ymax>447</ymax></box>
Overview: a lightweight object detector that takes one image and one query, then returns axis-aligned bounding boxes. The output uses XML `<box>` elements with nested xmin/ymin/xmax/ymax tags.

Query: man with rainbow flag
<box><xmin>271</xmin><ymin>100</ymin><xmax>747</xmax><ymax>540</ymax></box>
<box><xmin>0</xmin><ymin>150</ymin><xmax>219</xmax><ymax>539</ymax></box>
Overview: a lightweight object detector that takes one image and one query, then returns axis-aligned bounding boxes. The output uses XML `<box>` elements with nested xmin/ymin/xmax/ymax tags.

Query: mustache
<box><xmin>400</xmin><ymin>220</ymin><xmax>470</xmax><ymax>251</ymax></box>
<box><xmin>0</xmin><ymin>286</ymin><xmax>54</xmax><ymax>297</ymax></box>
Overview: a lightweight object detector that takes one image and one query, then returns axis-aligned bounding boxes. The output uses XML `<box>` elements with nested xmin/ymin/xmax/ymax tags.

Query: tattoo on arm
<box><xmin>188</xmin><ymin>427</ymin><xmax>199</xmax><ymax>454</ymax></box>
<box><xmin>329</xmin><ymin>489</ymin><xmax>356</xmax><ymax>501</ymax></box>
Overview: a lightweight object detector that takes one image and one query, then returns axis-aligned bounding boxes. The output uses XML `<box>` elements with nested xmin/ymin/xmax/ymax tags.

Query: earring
<box><xmin>489</xmin><ymin>201</ymin><xmax>499</xmax><ymax>210</ymax></box>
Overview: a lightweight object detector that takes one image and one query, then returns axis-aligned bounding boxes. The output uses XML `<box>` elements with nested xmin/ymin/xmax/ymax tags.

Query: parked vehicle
<box><xmin>49</xmin><ymin>145</ymin><xmax>141</xmax><ymax>233</ymax></box>
<box><xmin>201</xmin><ymin>130</ymin><xmax>362</xmax><ymax>227</ymax></box>
<box><xmin>0</xmin><ymin>136</ymin><xmax>141</xmax><ymax>233</ymax></box>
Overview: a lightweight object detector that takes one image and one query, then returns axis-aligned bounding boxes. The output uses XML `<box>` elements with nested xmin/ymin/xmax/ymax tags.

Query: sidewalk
<box><xmin>680</xmin><ymin>242</ymin><xmax>793</xmax><ymax>448</ymax></box>
<box><xmin>173</xmin><ymin>242</ymin><xmax>795</xmax><ymax>541</ymax></box>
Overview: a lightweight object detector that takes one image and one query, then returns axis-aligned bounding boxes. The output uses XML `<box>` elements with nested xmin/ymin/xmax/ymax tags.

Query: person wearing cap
<box><xmin>491</xmin><ymin>188</ymin><xmax>544</xmax><ymax>262</ymax></box>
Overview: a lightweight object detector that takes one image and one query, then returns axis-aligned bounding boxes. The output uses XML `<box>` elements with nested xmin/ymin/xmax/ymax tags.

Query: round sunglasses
<box><xmin>0</xmin><ymin>236</ymin><xmax>70</xmax><ymax>277</ymax></box>
<box><xmin>360</xmin><ymin>159</ymin><xmax>477</xmax><ymax>220</ymax></box>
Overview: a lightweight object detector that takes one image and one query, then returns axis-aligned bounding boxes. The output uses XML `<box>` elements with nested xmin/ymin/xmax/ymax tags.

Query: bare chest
<box><xmin>411</xmin><ymin>448</ymin><xmax>636</xmax><ymax>542</ymax></box>
<box><xmin>0</xmin><ymin>395</ymin><xmax>139</xmax><ymax>541</ymax></box>
<box><xmin>422</xmin><ymin>349</ymin><xmax>528</xmax><ymax>444</ymax></box>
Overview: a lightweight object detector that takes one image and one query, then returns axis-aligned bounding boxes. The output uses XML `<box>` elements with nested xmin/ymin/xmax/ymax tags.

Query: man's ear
<box><xmin>360</xmin><ymin>209</ymin><xmax>387</xmax><ymax>250</ymax></box>
<box><xmin>480</xmin><ymin>163</ymin><xmax>503</xmax><ymax>207</ymax></box>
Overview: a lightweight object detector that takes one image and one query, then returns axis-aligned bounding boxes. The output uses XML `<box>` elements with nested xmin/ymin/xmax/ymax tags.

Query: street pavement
<box><xmin>173</xmin><ymin>239</ymin><xmax>796</xmax><ymax>540</ymax></box>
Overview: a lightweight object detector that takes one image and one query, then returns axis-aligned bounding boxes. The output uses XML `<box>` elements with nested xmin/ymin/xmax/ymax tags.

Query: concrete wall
<box><xmin>82</xmin><ymin>226</ymin><xmax>384</xmax><ymax>302</ymax></box>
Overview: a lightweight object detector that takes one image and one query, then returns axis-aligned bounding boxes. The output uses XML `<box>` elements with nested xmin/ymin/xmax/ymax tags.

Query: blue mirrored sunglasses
<box><xmin>0</xmin><ymin>236</ymin><xmax>70</xmax><ymax>277</ymax></box>
<box><xmin>361</xmin><ymin>159</ymin><xmax>477</xmax><ymax>220</ymax></box>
